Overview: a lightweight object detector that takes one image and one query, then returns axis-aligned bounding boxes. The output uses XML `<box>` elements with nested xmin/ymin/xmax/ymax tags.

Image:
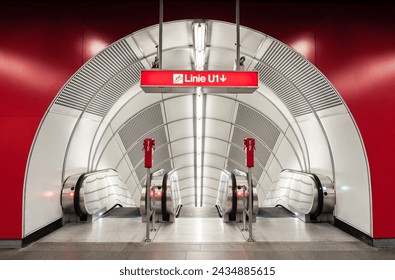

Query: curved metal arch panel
<box><xmin>54</xmin><ymin>40</ymin><xmax>143</xmax><ymax>116</ymax></box>
<box><xmin>24</xmin><ymin>19</ymin><xmax>371</xmax><ymax>238</ymax></box>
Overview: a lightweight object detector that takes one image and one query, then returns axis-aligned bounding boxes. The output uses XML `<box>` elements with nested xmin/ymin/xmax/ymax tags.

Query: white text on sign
<box><xmin>173</xmin><ymin>73</ymin><xmax>227</xmax><ymax>85</ymax></box>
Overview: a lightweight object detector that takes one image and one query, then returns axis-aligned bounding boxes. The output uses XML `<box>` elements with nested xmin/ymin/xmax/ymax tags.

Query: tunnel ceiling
<box><xmin>50</xmin><ymin>19</ymin><xmax>347</xmax><ymax>207</ymax></box>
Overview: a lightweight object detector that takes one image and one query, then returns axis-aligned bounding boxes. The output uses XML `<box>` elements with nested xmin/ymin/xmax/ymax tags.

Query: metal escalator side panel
<box><xmin>229</xmin><ymin>172</ymin><xmax>238</xmax><ymax>221</ymax></box>
<box><xmin>162</xmin><ymin>171</ymin><xmax>170</xmax><ymax>222</ymax></box>
<box><xmin>61</xmin><ymin>174</ymin><xmax>80</xmax><ymax>213</ymax></box>
<box><xmin>218</xmin><ymin>170</ymin><xmax>233</xmax><ymax>222</ymax></box>
<box><xmin>140</xmin><ymin>185</ymin><xmax>147</xmax><ymax>217</ymax></box>
<box><xmin>140</xmin><ymin>171</ymin><xmax>153</xmax><ymax>218</ymax></box>
<box><xmin>73</xmin><ymin>173</ymin><xmax>88</xmax><ymax>220</ymax></box>
<box><xmin>173</xmin><ymin>171</ymin><xmax>182</xmax><ymax>217</ymax></box>
<box><xmin>310</xmin><ymin>174</ymin><xmax>324</xmax><ymax>220</ymax></box>
<box><xmin>317</xmin><ymin>174</ymin><xmax>335</xmax><ymax>214</ymax></box>
<box><xmin>165</xmin><ymin>170</ymin><xmax>182</xmax><ymax>222</ymax></box>
<box><xmin>252</xmin><ymin>185</ymin><xmax>259</xmax><ymax>215</ymax></box>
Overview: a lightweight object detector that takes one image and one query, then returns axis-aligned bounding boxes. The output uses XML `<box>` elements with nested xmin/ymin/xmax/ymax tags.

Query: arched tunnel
<box><xmin>24</xmin><ymin>19</ymin><xmax>370</xmax><ymax>239</ymax></box>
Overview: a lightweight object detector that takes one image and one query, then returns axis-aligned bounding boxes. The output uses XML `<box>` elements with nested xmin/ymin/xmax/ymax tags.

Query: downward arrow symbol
<box><xmin>220</xmin><ymin>75</ymin><xmax>227</xmax><ymax>82</ymax></box>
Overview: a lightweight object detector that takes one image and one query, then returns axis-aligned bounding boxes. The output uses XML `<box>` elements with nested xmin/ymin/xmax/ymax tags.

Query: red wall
<box><xmin>0</xmin><ymin>1</ymin><xmax>394</xmax><ymax>239</ymax></box>
<box><xmin>313</xmin><ymin>4</ymin><xmax>395</xmax><ymax>238</ymax></box>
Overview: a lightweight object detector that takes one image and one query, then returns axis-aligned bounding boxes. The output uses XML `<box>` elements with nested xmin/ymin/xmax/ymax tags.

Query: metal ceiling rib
<box><xmin>55</xmin><ymin>39</ymin><xmax>144</xmax><ymax>116</ymax></box>
<box><xmin>255</xmin><ymin>40</ymin><xmax>343</xmax><ymax>117</ymax></box>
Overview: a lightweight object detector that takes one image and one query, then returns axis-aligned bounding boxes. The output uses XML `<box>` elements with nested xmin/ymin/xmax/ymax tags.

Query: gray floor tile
<box><xmin>243</xmin><ymin>251</ymin><xmax>303</xmax><ymax>260</ymax></box>
<box><xmin>201</xmin><ymin>244</ymin><xmax>245</xmax><ymax>252</ymax></box>
<box><xmin>298</xmin><ymin>251</ymin><xmax>358</xmax><ymax>260</ymax></box>
<box><xmin>0</xmin><ymin>249</ymin><xmax>19</xmax><ymax>260</ymax></box>
<box><xmin>13</xmin><ymin>251</ymin><xmax>93</xmax><ymax>260</ymax></box>
<box><xmin>5</xmin><ymin>213</ymin><xmax>395</xmax><ymax>260</ymax></box>
<box><xmin>186</xmin><ymin>251</ymin><xmax>244</xmax><ymax>260</ymax></box>
<box><xmin>153</xmin><ymin>243</ymin><xmax>201</xmax><ymax>252</ymax></box>
<box><xmin>352</xmin><ymin>250</ymin><xmax>395</xmax><ymax>260</ymax></box>
<box><xmin>126</xmin><ymin>251</ymin><xmax>187</xmax><ymax>260</ymax></box>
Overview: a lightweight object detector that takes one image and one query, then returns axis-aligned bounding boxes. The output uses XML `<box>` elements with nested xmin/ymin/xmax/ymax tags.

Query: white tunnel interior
<box><xmin>24</xmin><ymin>20</ymin><xmax>371</xmax><ymax>238</ymax></box>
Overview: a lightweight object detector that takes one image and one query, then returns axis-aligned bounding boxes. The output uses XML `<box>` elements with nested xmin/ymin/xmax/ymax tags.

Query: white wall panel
<box><xmin>164</xmin><ymin>95</ymin><xmax>193</xmax><ymax>122</ymax></box>
<box><xmin>64</xmin><ymin>117</ymin><xmax>101</xmax><ymax>179</ymax></box>
<box><xmin>117</xmin><ymin>158</ymin><xmax>137</xmax><ymax>197</ymax></box>
<box><xmin>285</xmin><ymin>126</ymin><xmax>307</xmax><ymax>171</ymax></box>
<box><xmin>173</xmin><ymin>154</ymin><xmax>194</xmax><ymax>168</ymax></box>
<box><xmin>168</xmin><ymin>120</ymin><xmax>193</xmax><ymax>141</ymax></box>
<box><xmin>240</xmin><ymin>27</ymin><xmax>267</xmax><ymax>57</ymax></box>
<box><xmin>203</xmin><ymin>167</ymin><xmax>221</xmax><ymax>180</ymax></box>
<box><xmin>97</xmin><ymin>136</ymin><xmax>125</xmax><ymax>170</ymax></box>
<box><xmin>290</xmin><ymin>121</ymin><xmax>310</xmax><ymax>169</ymax></box>
<box><xmin>257</xmin><ymin>188</ymin><xmax>265</xmax><ymax>206</ymax></box>
<box><xmin>171</xmin><ymin>138</ymin><xmax>194</xmax><ymax>157</ymax></box>
<box><xmin>182</xmin><ymin>196</ymin><xmax>195</xmax><ymax>206</ymax></box>
<box><xmin>204</xmin><ymin>153</ymin><xmax>225</xmax><ymax>169</ymax></box>
<box><xmin>207</xmin><ymin>48</ymin><xmax>235</xmax><ymax>70</ymax></box>
<box><xmin>298</xmin><ymin>118</ymin><xmax>333</xmax><ymax>178</ymax></box>
<box><xmin>205</xmin><ymin>119</ymin><xmax>231</xmax><ymax>140</ymax></box>
<box><xmin>164</xmin><ymin>49</ymin><xmax>193</xmax><ymax>69</ymax></box>
<box><xmin>204</xmin><ymin>138</ymin><xmax>227</xmax><ymax>156</ymax></box>
<box><xmin>203</xmin><ymin>187</ymin><xmax>217</xmax><ymax>198</ymax></box>
<box><xmin>177</xmin><ymin>167</ymin><xmax>194</xmax><ymax>181</ymax></box>
<box><xmin>203</xmin><ymin>177</ymin><xmax>219</xmax><ymax>188</ymax></box>
<box><xmin>266</xmin><ymin>155</ymin><xmax>282</xmax><ymax>187</ymax></box>
<box><xmin>117</xmin><ymin>159</ymin><xmax>133</xmax><ymax>185</ymax></box>
<box><xmin>274</xmin><ymin>135</ymin><xmax>301</xmax><ymax>171</ymax></box>
<box><xmin>179</xmin><ymin>178</ymin><xmax>194</xmax><ymax>188</ymax></box>
<box><xmin>206</xmin><ymin>95</ymin><xmax>236</xmax><ymax>122</ymax></box>
<box><xmin>88</xmin><ymin>119</ymin><xmax>109</xmax><ymax>170</ymax></box>
<box><xmin>180</xmin><ymin>186</ymin><xmax>195</xmax><ymax>196</ymax></box>
<box><xmin>24</xmin><ymin>112</ymin><xmax>77</xmax><ymax>236</ymax></box>
<box><xmin>321</xmin><ymin>113</ymin><xmax>371</xmax><ymax>235</ymax></box>
<box><xmin>93</xmin><ymin>127</ymin><xmax>119</xmax><ymax>169</ymax></box>
<box><xmin>259</xmin><ymin>173</ymin><xmax>274</xmax><ymax>206</ymax></box>
<box><xmin>132</xmin><ymin>189</ymin><xmax>142</xmax><ymax>207</ymax></box>
<box><xmin>210</xmin><ymin>21</ymin><xmax>236</xmax><ymax>50</ymax></box>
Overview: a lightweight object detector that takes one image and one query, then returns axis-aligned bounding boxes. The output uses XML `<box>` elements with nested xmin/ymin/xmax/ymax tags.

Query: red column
<box><xmin>244</xmin><ymin>138</ymin><xmax>255</xmax><ymax>168</ymax></box>
<box><xmin>143</xmin><ymin>138</ymin><xmax>155</xmax><ymax>168</ymax></box>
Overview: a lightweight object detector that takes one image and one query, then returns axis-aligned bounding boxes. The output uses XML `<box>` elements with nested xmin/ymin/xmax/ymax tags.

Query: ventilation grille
<box><xmin>235</xmin><ymin>104</ymin><xmax>280</xmax><ymax>150</ymax></box>
<box><xmin>55</xmin><ymin>39</ymin><xmax>145</xmax><ymax>116</ymax></box>
<box><xmin>152</xmin><ymin>145</ymin><xmax>171</xmax><ymax>167</ymax></box>
<box><xmin>134</xmin><ymin>162</ymin><xmax>146</xmax><ymax>183</ymax></box>
<box><xmin>118</xmin><ymin>104</ymin><xmax>163</xmax><ymax>151</ymax></box>
<box><xmin>255</xmin><ymin>41</ymin><xmax>343</xmax><ymax>117</ymax></box>
<box><xmin>228</xmin><ymin>145</ymin><xmax>245</xmax><ymax>167</ymax></box>
<box><xmin>255</xmin><ymin>64</ymin><xmax>312</xmax><ymax>116</ymax></box>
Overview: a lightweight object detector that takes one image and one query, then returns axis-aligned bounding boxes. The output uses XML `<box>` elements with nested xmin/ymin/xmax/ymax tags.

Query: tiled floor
<box><xmin>1</xmin><ymin>207</ymin><xmax>395</xmax><ymax>260</ymax></box>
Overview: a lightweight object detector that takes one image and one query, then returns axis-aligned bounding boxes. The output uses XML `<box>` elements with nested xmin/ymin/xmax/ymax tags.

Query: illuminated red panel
<box><xmin>140</xmin><ymin>70</ymin><xmax>259</xmax><ymax>93</ymax></box>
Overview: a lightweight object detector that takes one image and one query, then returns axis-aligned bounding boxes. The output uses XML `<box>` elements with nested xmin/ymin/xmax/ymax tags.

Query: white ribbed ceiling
<box><xmin>52</xmin><ymin>19</ymin><xmax>346</xmax><ymax>207</ymax></box>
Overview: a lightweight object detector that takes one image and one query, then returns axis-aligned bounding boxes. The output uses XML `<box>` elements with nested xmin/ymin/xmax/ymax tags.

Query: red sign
<box><xmin>140</xmin><ymin>70</ymin><xmax>258</xmax><ymax>94</ymax></box>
